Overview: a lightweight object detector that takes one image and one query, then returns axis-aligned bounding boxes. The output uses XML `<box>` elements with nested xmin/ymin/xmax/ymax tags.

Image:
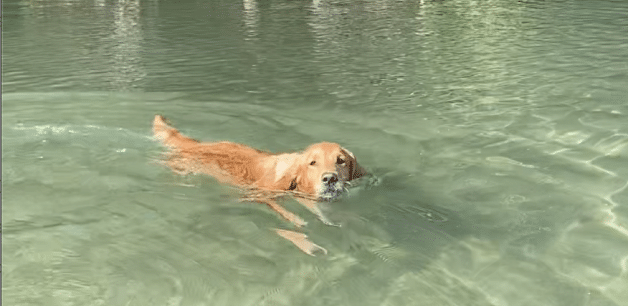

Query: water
<box><xmin>3</xmin><ymin>0</ymin><xmax>628</xmax><ymax>305</ymax></box>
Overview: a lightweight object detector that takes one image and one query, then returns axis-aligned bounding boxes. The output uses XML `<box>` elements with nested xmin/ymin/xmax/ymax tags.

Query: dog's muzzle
<box><xmin>318</xmin><ymin>172</ymin><xmax>346</xmax><ymax>201</ymax></box>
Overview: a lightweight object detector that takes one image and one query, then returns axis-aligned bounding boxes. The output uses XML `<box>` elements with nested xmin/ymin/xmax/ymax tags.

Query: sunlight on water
<box><xmin>3</xmin><ymin>0</ymin><xmax>628</xmax><ymax>305</ymax></box>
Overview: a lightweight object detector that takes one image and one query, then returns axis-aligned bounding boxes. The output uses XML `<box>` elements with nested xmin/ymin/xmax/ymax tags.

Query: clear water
<box><xmin>3</xmin><ymin>0</ymin><xmax>628</xmax><ymax>305</ymax></box>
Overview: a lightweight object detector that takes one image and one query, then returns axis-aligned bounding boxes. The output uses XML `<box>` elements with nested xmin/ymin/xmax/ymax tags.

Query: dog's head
<box><xmin>287</xmin><ymin>142</ymin><xmax>366</xmax><ymax>200</ymax></box>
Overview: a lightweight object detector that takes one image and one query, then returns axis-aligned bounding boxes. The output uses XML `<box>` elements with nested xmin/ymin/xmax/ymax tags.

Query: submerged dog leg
<box><xmin>265</xmin><ymin>200</ymin><xmax>307</xmax><ymax>228</ymax></box>
<box><xmin>295</xmin><ymin>198</ymin><xmax>340</xmax><ymax>227</ymax></box>
<box><xmin>274</xmin><ymin>229</ymin><xmax>327</xmax><ymax>256</ymax></box>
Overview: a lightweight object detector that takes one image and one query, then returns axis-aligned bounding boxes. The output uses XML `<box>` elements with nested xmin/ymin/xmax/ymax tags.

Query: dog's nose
<box><xmin>322</xmin><ymin>172</ymin><xmax>338</xmax><ymax>184</ymax></box>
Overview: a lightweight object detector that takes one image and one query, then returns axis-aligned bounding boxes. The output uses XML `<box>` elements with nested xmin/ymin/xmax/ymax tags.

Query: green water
<box><xmin>3</xmin><ymin>0</ymin><xmax>628</xmax><ymax>305</ymax></box>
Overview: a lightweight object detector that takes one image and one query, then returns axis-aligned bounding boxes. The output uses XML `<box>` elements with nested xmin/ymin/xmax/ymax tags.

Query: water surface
<box><xmin>3</xmin><ymin>0</ymin><xmax>628</xmax><ymax>305</ymax></box>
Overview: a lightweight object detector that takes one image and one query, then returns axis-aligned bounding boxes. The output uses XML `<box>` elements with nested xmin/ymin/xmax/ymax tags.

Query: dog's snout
<box><xmin>322</xmin><ymin>172</ymin><xmax>338</xmax><ymax>184</ymax></box>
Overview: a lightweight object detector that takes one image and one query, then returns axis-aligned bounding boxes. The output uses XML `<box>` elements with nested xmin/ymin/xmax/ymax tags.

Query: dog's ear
<box><xmin>270</xmin><ymin>167</ymin><xmax>297</xmax><ymax>191</ymax></box>
<box><xmin>268</xmin><ymin>154</ymin><xmax>302</xmax><ymax>191</ymax></box>
<box><xmin>342</xmin><ymin>147</ymin><xmax>367</xmax><ymax>180</ymax></box>
<box><xmin>351</xmin><ymin>161</ymin><xmax>367</xmax><ymax>180</ymax></box>
<box><xmin>288</xmin><ymin>179</ymin><xmax>298</xmax><ymax>190</ymax></box>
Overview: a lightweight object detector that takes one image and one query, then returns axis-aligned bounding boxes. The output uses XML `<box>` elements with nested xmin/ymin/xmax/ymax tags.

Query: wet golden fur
<box><xmin>152</xmin><ymin>115</ymin><xmax>366</xmax><ymax>228</ymax></box>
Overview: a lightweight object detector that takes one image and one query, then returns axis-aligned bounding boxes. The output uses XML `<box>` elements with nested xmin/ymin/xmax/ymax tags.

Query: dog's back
<box><xmin>153</xmin><ymin>115</ymin><xmax>271</xmax><ymax>185</ymax></box>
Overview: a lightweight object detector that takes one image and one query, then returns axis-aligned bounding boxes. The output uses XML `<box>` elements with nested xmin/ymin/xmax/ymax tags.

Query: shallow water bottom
<box><xmin>4</xmin><ymin>92</ymin><xmax>628</xmax><ymax>306</ymax></box>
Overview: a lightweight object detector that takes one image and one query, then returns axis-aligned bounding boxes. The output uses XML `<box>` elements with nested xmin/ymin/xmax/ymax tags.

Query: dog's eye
<box><xmin>337</xmin><ymin>157</ymin><xmax>345</xmax><ymax>165</ymax></box>
<box><xmin>310</xmin><ymin>160</ymin><xmax>316</xmax><ymax>166</ymax></box>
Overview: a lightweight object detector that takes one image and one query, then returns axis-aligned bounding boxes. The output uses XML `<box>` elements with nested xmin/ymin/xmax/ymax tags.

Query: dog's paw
<box><xmin>274</xmin><ymin>229</ymin><xmax>328</xmax><ymax>256</ymax></box>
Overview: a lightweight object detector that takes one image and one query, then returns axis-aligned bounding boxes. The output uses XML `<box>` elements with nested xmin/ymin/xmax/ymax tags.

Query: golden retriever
<box><xmin>152</xmin><ymin>115</ymin><xmax>366</xmax><ymax>255</ymax></box>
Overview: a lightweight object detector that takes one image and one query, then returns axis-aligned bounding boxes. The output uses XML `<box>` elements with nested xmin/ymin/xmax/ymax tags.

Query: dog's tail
<box><xmin>152</xmin><ymin>115</ymin><xmax>199</xmax><ymax>149</ymax></box>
